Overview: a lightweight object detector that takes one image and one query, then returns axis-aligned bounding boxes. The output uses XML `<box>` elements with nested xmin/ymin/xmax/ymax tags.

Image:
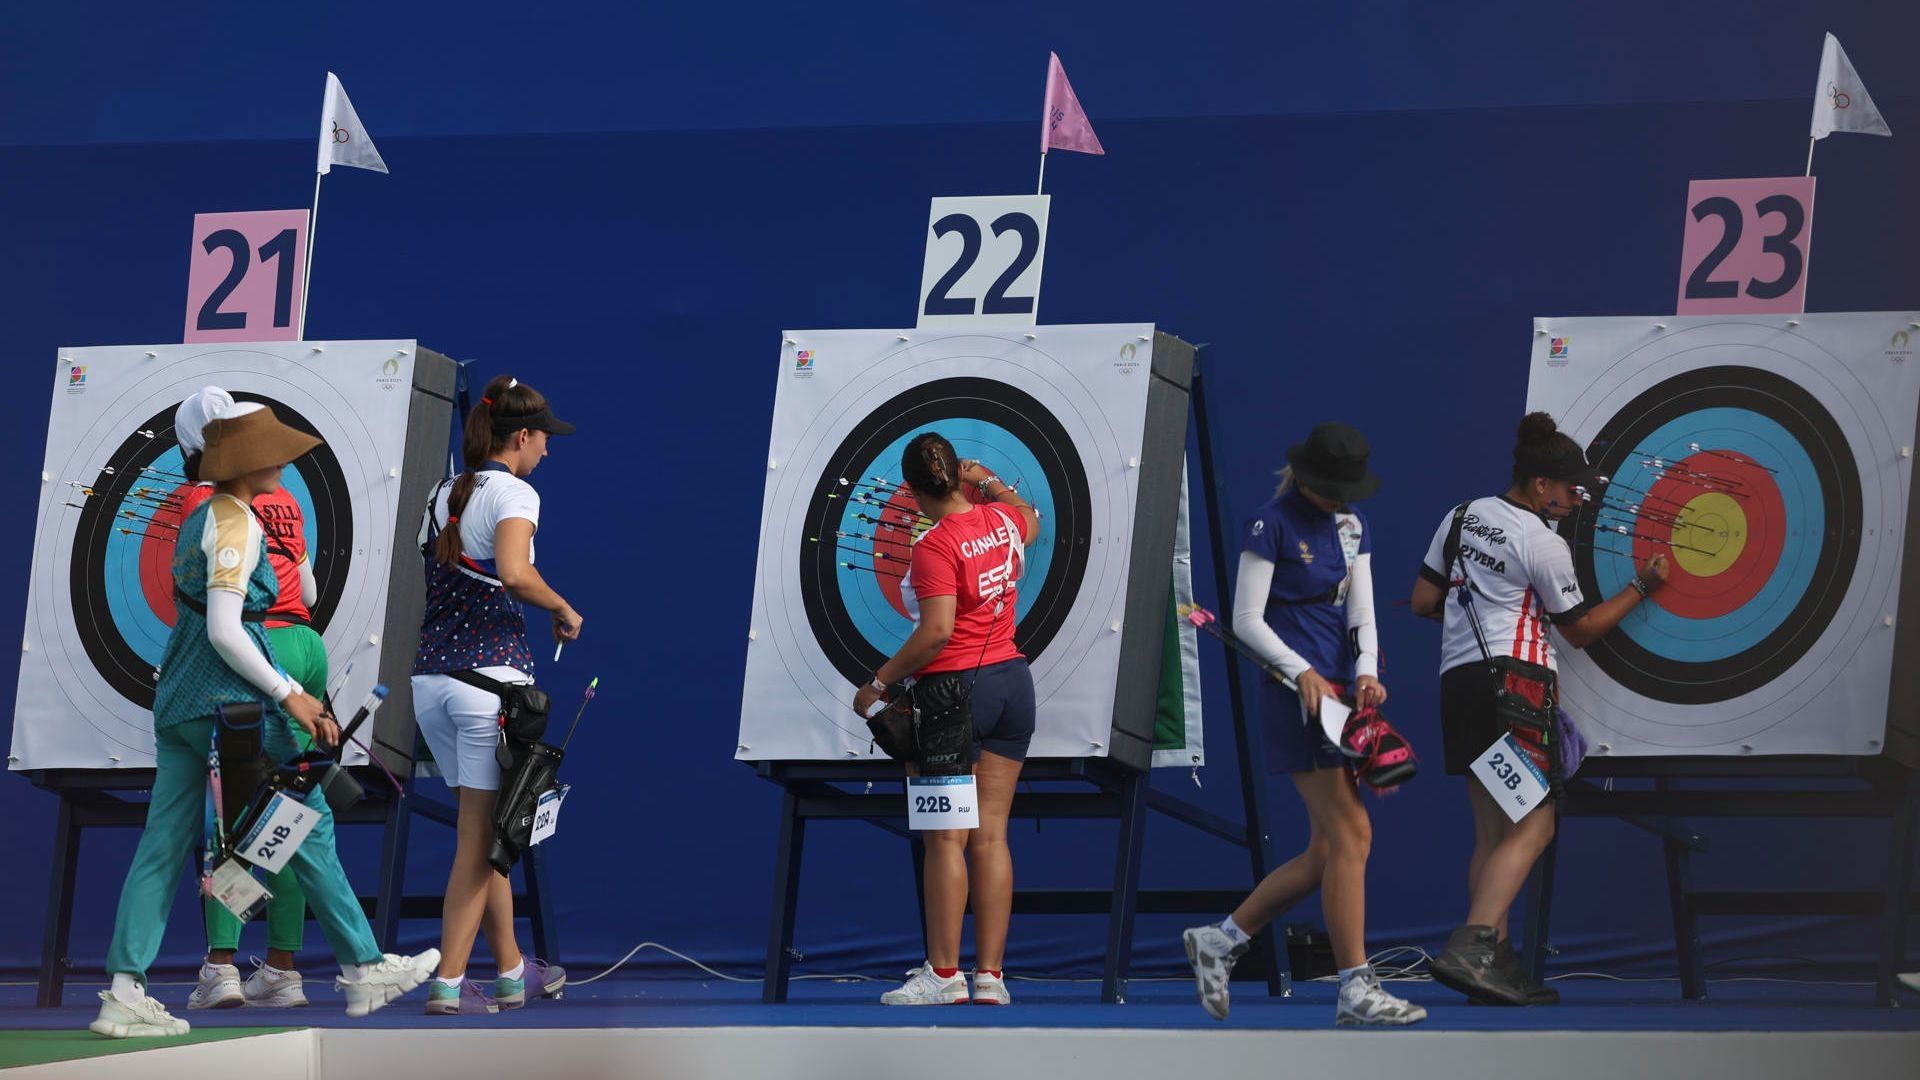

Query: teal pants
<box><xmin>104</xmin><ymin>714</ymin><xmax>381</xmax><ymax>982</ymax></box>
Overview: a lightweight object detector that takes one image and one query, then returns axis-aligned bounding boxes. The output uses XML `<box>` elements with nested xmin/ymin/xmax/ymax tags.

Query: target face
<box><xmin>739</xmin><ymin>326</ymin><xmax>1163</xmax><ymax>762</ymax></box>
<box><xmin>12</xmin><ymin>342</ymin><xmax>418</xmax><ymax>770</ymax></box>
<box><xmin>1529</xmin><ymin>315</ymin><xmax>1920</xmax><ymax>756</ymax></box>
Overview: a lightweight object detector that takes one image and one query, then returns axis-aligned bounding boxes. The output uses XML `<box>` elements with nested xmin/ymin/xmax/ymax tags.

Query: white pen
<box><xmin>554</xmin><ymin>642</ymin><xmax>564</xmax><ymax>663</ymax></box>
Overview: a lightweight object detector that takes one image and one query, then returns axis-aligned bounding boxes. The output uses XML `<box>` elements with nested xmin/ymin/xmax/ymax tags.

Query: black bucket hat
<box><xmin>1286</xmin><ymin>422</ymin><xmax>1380</xmax><ymax>503</ymax></box>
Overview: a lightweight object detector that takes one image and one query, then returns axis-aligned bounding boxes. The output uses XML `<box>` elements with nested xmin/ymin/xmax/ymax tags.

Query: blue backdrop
<box><xmin>1</xmin><ymin>2</ymin><xmax>1915</xmax><ymax>981</ymax></box>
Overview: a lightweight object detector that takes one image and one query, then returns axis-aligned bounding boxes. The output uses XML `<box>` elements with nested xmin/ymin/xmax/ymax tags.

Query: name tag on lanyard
<box><xmin>907</xmin><ymin>775</ymin><xmax>980</xmax><ymax>830</ymax></box>
<box><xmin>209</xmin><ymin>858</ymin><xmax>273</xmax><ymax>921</ymax></box>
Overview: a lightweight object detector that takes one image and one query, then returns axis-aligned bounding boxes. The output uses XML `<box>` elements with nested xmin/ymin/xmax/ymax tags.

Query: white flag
<box><xmin>1811</xmin><ymin>33</ymin><xmax>1891</xmax><ymax>140</ymax></box>
<box><xmin>318</xmin><ymin>72</ymin><xmax>389</xmax><ymax>175</ymax></box>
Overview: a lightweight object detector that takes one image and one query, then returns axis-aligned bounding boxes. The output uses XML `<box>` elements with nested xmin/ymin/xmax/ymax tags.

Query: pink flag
<box><xmin>1041</xmin><ymin>52</ymin><xmax>1105</xmax><ymax>155</ymax></box>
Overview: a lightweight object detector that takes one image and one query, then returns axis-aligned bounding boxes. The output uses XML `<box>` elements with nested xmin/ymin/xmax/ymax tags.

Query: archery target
<box><xmin>739</xmin><ymin>326</ymin><xmax>1169</xmax><ymax>762</ymax></box>
<box><xmin>1527</xmin><ymin>314</ymin><xmax>1920</xmax><ymax>756</ymax></box>
<box><xmin>12</xmin><ymin>341</ymin><xmax>418</xmax><ymax>770</ymax></box>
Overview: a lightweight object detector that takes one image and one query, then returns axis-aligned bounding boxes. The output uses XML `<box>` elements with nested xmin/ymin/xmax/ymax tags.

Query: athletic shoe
<box><xmin>89</xmin><ymin>991</ymin><xmax>190</xmax><ymax>1038</ymax></box>
<box><xmin>970</xmin><ymin>970</ymin><xmax>1011</xmax><ymax>1005</ymax></box>
<box><xmin>337</xmin><ymin>949</ymin><xmax>441</xmax><ymax>1018</ymax></box>
<box><xmin>1430</xmin><ymin>925</ymin><xmax>1530</xmax><ymax>1006</ymax></box>
<box><xmin>1493</xmin><ymin>937</ymin><xmax>1559</xmax><ymax>1005</ymax></box>
<box><xmin>1899</xmin><ymin>972</ymin><xmax>1920</xmax><ymax>993</ymax></box>
<box><xmin>240</xmin><ymin>958</ymin><xmax>308</xmax><ymax>1008</ymax></box>
<box><xmin>879</xmin><ymin>963</ymin><xmax>969</xmax><ymax>1005</ymax></box>
<box><xmin>425</xmin><ymin>978</ymin><xmax>498</xmax><ymax>1015</ymax></box>
<box><xmin>1336</xmin><ymin>968</ymin><xmax>1428</xmax><ymax>1026</ymax></box>
<box><xmin>186</xmin><ymin>962</ymin><xmax>244</xmax><ymax>1010</ymax></box>
<box><xmin>1182</xmin><ymin>924</ymin><xmax>1249</xmax><ymax>1020</ymax></box>
<box><xmin>496</xmin><ymin>959</ymin><xmax>567</xmax><ymax>1009</ymax></box>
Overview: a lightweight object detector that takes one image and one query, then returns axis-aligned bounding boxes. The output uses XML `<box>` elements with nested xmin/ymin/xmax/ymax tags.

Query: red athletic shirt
<box><xmin>908</xmin><ymin>504</ymin><xmax>1030</xmax><ymax>675</ymax></box>
<box><xmin>176</xmin><ymin>484</ymin><xmax>311</xmax><ymax>627</ymax></box>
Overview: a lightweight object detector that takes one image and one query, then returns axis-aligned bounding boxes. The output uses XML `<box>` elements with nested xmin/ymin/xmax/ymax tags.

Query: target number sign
<box><xmin>917</xmin><ymin>195</ymin><xmax>1051</xmax><ymax>330</ymax></box>
<box><xmin>184</xmin><ymin>210</ymin><xmax>309</xmax><ymax>344</ymax></box>
<box><xmin>1676</xmin><ymin>178</ymin><xmax>1815</xmax><ymax>316</ymax></box>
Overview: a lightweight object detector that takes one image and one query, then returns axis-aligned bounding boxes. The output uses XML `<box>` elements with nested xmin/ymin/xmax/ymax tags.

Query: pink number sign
<box><xmin>184</xmin><ymin>210</ymin><xmax>309</xmax><ymax>343</ymax></box>
<box><xmin>1676</xmin><ymin>178</ymin><xmax>1815</xmax><ymax>316</ymax></box>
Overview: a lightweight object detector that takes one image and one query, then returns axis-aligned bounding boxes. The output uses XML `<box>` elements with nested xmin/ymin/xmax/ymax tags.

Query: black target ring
<box><xmin>68</xmin><ymin>395</ymin><xmax>354</xmax><ymax>707</ymax></box>
<box><xmin>1568</xmin><ymin>365</ymin><xmax>1860</xmax><ymax>704</ymax></box>
<box><xmin>799</xmin><ymin>377</ymin><xmax>1091</xmax><ymax>687</ymax></box>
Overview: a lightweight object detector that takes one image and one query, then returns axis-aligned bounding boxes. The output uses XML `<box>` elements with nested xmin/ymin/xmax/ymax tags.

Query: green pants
<box><xmin>200</xmin><ymin>625</ymin><xmax>327</xmax><ymax>955</ymax></box>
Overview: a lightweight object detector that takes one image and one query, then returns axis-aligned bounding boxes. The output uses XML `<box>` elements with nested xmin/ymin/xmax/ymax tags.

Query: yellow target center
<box><xmin>1671</xmin><ymin>491</ymin><xmax>1746</xmax><ymax>577</ymax></box>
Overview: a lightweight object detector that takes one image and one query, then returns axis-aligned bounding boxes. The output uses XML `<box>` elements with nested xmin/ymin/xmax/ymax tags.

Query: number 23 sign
<box><xmin>917</xmin><ymin>195</ymin><xmax>1049</xmax><ymax>330</ymax></box>
<box><xmin>1676</xmin><ymin>177</ymin><xmax>1815</xmax><ymax>316</ymax></box>
<box><xmin>184</xmin><ymin>209</ymin><xmax>308</xmax><ymax>343</ymax></box>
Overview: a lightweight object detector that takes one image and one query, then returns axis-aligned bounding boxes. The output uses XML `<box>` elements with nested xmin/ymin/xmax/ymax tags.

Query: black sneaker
<box><xmin>1429</xmin><ymin>925</ymin><xmax>1531</xmax><ymax>1006</ymax></box>
<box><xmin>1495</xmin><ymin>937</ymin><xmax>1559</xmax><ymax>1005</ymax></box>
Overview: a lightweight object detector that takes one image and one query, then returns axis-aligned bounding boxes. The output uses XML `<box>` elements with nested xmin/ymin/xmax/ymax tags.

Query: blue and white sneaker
<box><xmin>496</xmin><ymin>958</ymin><xmax>566</xmax><ymax>1009</ymax></box>
<box><xmin>424</xmin><ymin>978</ymin><xmax>498</xmax><ymax>1015</ymax></box>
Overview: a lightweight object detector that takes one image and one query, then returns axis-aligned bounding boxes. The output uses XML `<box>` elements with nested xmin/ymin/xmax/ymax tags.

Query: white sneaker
<box><xmin>970</xmin><ymin>970</ymin><xmax>1011</xmax><ymax>1005</ymax></box>
<box><xmin>186</xmin><ymin>963</ymin><xmax>243</xmax><ymax>1010</ymax></box>
<box><xmin>336</xmin><ymin>949</ymin><xmax>441</xmax><ymax>1018</ymax></box>
<box><xmin>241</xmin><ymin>957</ymin><xmax>309</xmax><ymax>1008</ymax></box>
<box><xmin>879</xmin><ymin>963</ymin><xmax>969</xmax><ymax>1005</ymax></box>
<box><xmin>1900</xmin><ymin>972</ymin><xmax>1920</xmax><ymax>993</ymax></box>
<box><xmin>89</xmin><ymin>991</ymin><xmax>190</xmax><ymax>1038</ymax></box>
<box><xmin>1336</xmin><ymin>968</ymin><xmax>1428</xmax><ymax>1027</ymax></box>
<box><xmin>1182</xmin><ymin>924</ymin><xmax>1247</xmax><ymax>1021</ymax></box>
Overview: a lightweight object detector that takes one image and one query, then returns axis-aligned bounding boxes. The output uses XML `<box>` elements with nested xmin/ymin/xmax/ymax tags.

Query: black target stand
<box><xmin>24</xmin><ymin>348</ymin><xmax>559</xmax><ymax>1006</ymax></box>
<box><xmin>754</xmin><ymin>338</ymin><xmax>1298</xmax><ymax>1004</ymax></box>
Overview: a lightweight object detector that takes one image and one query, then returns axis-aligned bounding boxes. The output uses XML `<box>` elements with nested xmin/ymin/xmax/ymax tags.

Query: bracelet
<box><xmin>978</xmin><ymin>474</ymin><xmax>1003</xmax><ymax>499</ymax></box>
<box><xmin>1630</xmin><ymin>577</ymin><xmax>1651</xmax><ymax>599</ymax></box>
<box><xmin>868</xmin><ymin>677</ymin><xmax>888</xmax><ymax>694</ymax></box>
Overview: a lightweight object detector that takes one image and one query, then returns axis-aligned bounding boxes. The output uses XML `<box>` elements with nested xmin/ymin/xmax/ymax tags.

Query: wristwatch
<box><xmin>1630</xmin><ymin>576</ymin><xmax>1652</xmax><ymax>599</ymax></box>
<box><xmin>977</xmin><ymin>473</ymin><xmax>1003</xmax><ymax>499</ymax></box>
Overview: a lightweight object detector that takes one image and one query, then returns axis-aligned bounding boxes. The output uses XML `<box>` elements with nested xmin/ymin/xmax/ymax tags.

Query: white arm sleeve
<box><xmin>205</xmin><ymin>591</ymin><xmax>297</xmax><ymax>703</ymax></box>
<box><xmin>1345</xmin><ymin>552</ymin><xmax>1379</xmax><ymax>679</ymax></box>
<box><xmin>1231</xmin><ymin>551</ymin><xmax>1312</xmax><ymax>682</ymax></box>
<box><xmin>298</xmin><ymin>557</ymin><xmax>317</xmax><ymax>608</ymax></box>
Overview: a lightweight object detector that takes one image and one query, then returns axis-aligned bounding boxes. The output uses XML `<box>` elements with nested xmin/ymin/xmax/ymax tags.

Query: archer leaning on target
<box><xmin>1410</xmin><ymin>412</ymin><xmax>1669</xmax><ymax>1007</ymax></box>
<box><xmin>849</xmin><ymin>433</ymin><xmax>1039</xmax><ymax>1007</ymax></box>
<box><xmin>1179</xmin><ymin>423</ymin><xmax>1427</xmax><ymax>1028</ymax></box>
<box><xmin>90</xmin><ymin>398</ymin><xmax>439</xmax><ymax>1040</ymax></box>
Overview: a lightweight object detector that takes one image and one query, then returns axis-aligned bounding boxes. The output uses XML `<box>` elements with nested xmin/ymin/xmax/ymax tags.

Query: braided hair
<box><xmin>434</xmin><ymin>375</ymin><xmax>551</xmax><ymax>566</ymax></box>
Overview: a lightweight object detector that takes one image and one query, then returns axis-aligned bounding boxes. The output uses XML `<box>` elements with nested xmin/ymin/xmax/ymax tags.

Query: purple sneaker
<box><xmin>424</xmin><ymin>978</ymin><xmax>497</xmax><ymax>1015</ymax></box>
<box><xmin>496</xmin><ymin>959</ymin><xmax>567</xmax><ymax>1009</ymax></box>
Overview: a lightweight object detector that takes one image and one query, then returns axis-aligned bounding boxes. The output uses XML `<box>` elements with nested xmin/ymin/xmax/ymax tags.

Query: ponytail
<box><xmin>434</xmin><ymin>374</ymin><xmax>549</xmax><ymax>566</ymax></box>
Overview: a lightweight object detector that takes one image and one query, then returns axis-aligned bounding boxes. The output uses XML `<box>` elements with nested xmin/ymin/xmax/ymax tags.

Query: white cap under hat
<box><xmin>174</xmin><ymin>387</ymin><xmax>263</xmax><ymax>454</ymax></box>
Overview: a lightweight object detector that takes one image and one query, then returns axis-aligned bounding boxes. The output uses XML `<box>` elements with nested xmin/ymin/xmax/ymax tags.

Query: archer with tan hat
<box><xmin>91</xmin><ymin>399</ymin><xmax>439</xmax><ymax>1040</ymax></box>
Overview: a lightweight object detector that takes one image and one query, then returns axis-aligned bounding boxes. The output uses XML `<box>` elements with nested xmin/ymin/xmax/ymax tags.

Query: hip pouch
<box><xmin>910</xmin><ymin>672</ymin><xmax>975</xmax><ymax>778</ymax></box>
<box><xmin>1487</xmin><ymin>656</ymin><xmax>1557</xmax><ymax>779</ymax></box>
<box><xmin>448</xmin><ymin>670</ymin><xmax>552</xmax><ymax>747</ymax></box>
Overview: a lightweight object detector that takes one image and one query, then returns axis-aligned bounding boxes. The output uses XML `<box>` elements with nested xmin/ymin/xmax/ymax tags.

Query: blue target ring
<box><xmin>1591</xmin><ymin>408</ymin><xmax>1818</xmax><ymax>660</ymax></box>
<box><xmin>835</xmin><ymin>419</ymin><xmax>1057</xmax><ymax>656</ymax></box>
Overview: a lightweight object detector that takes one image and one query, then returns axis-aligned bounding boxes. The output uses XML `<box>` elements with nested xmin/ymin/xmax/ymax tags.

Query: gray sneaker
<box><xmin>1182</xmin><ymin>924</ymin><xmax>1249</xmax><ymax>1020</ymax></box>
<box><xmin>1430</xmin><ymin>925</ymin><xmax>1530</xmax><ymax>1006</ymax></box>
<box><xmin>1493</xmin><ymin>937</ymin><xmax>1558</xmax><ymax>1005</ymax></box>
<box><xmin>1336</xmin><ymin>968</ymin><xmax>1428</xmax><ymax>1026</ymax></box>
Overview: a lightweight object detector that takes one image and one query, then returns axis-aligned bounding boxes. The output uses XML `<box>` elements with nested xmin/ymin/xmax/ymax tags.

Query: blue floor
<box><xmin>6</xmin><ymin>976</ymin><xmax>1919</xmax><ymax>1033</ymax></box>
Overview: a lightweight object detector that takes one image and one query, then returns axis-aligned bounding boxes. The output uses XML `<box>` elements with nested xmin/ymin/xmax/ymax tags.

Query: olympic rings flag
<box><xmin>1526</xmin><ymin>314</ymin><xmax>1920</xmax><ymax>758</ymax></box>
<box><xmin>736</xmin><ymin>326</ymin><xmax>1202</xmax><ymax>765</ymax></box>
<box><xmin>11</xmin><ymin>342</ymin><xmax>419</xmax><ymax>769</ymax></box>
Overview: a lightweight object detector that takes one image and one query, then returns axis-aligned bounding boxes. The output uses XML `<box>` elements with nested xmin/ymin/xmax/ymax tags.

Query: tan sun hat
<box><xmin>199</xmin><ymin>406</ymin><xmax>322</xmax><ymax>482</ymax></box>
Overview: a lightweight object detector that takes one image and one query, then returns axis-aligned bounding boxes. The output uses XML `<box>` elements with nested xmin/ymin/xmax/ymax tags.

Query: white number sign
<box><xmin>917</xmin><ymin>195</ymin><xmax>1050</xmax><ymax>329</ymax></box>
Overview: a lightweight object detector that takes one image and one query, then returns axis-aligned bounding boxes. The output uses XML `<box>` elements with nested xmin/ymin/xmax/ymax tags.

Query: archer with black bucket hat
<box><xmin>1409</xmin><ymin>412</ymin><xmax>1669</xmax><ymax>1006</ymax></box>
<box><xmin>1181</xmin><ymin>422</ymin><xmax>1427</xmax><ymax>1028</ymax></box>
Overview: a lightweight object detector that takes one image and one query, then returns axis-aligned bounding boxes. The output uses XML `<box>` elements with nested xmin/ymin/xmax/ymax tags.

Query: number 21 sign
<box><xmin>184</xmin><ymin>209</ymin><xmax>308</xmax><ymax>343</ymax></box>
<box><xmin>1676</xmin><ymin>177</ymin><xmax>1815</xmax><ymax>316</ymax></box>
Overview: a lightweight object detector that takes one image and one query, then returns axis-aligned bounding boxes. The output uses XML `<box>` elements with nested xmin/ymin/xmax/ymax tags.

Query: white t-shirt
<box><xmin>420</xmin><ymin>469</ymin><xmax>541</xmax><ymax>566</ymax></box>
<box><xmin>1419</xmin><ymin>495</ymin><xmax>1591</xmax><ymax>674</ymax></box>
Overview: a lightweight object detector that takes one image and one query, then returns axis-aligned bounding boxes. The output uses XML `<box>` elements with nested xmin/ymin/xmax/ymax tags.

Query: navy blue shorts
<box><xmin>1257</xmin><ymin>677</ymin><xmax>1344</xmax><ymax>775</ymax></box>
<box><xmin>964</xmin><ymin>658</ymin><xmax>1035</xmax><ymax>763</ymax></box>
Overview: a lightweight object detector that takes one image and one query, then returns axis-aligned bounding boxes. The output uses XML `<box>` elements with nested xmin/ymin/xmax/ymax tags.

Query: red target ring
<box><xmin>1631</xmin><ymin>450</ymin><xmax>1786</xmax><ymax>620</ymax></box>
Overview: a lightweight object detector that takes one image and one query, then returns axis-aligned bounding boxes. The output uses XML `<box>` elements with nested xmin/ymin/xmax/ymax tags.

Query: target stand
<box><xmin>12</xmin><ymin>344</ymin><xmax>551</xmax><ymax>1004</ymax></box>
<box><xmin>752</xmin><ymin>334</ymin><xmax>1297</xmax><ymax>1004</ymax></box>
<box><xmin>1516</xmin><ymin>315</ymin><xmax>1920</xmax><ymax>1005</ymax></box>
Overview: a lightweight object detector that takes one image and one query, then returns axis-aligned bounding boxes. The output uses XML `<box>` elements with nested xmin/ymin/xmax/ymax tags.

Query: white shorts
<box><xmin>411</xmin><ymin>666</ymin><xmax>527</xmax><ymax>791</ymax></box>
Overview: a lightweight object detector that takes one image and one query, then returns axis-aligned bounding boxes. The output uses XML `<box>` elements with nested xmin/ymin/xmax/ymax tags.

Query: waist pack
<box><xmin>447</xmin><ymin>670</ymin><xmax>552</xmax><ymax>747</ymax></box>
<box><xmin>909</xmin><ymin>672</ymin><xmax>975</xmax><ymax>777</ymax></box>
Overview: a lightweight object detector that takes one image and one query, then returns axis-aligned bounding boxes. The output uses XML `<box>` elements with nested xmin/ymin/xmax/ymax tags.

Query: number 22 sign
<box><xmin>1676</xmin><ymin>177</ymin><xmax>1815</xmax><ymax>316</ymax></box>
<box><xmin>917</xmin><ymin>195</ymin><xmax>1049</xmax><ymax>330</ymax></box>
<box><xmin>184</xmin><ymin>209</ymin><xmax>309</xmax><ymax>343</ymax></box>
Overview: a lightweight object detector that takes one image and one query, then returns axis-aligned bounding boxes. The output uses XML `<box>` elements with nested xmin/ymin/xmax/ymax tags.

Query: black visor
<box><xmin>490</xmin><ymin>406</ymin><xmax>575</xmax><ymax>437</ymax></box>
